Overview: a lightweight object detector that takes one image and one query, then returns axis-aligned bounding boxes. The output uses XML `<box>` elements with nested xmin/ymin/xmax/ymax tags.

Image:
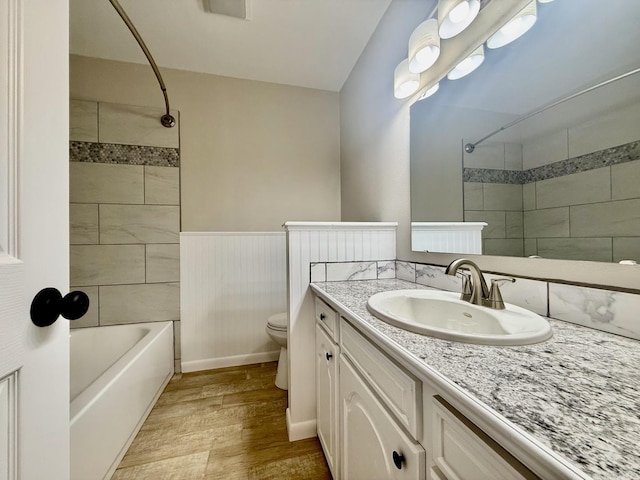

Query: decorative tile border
<box><xmin>464</xmin><ymin>139</ymin><xmax>640</xmax><ymax>184</ymax></box>
<box><xmin>313</xmin><ymin>259</ymin><xmax>640</xmax><ymax>340</ymax></box>
<box><xmin>70</xmin><ymin>141</ymin><xmax>180</xmax><ymax>167</ymax></box>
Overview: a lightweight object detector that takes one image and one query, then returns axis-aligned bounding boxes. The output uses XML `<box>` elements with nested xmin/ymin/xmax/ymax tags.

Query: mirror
<box><xmin>410</xmin><ymin>0</ymin><xmax>640</xmax><ymax>263</ymax></box>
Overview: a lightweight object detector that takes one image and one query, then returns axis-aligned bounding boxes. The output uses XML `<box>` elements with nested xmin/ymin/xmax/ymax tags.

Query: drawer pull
<box><xmin>392</xmin><ymin>451</ymin><xmax>405</xmax><ymax>470</ymax></box>
<box><xmin>326</xmin><ymin>352</ymin><xmax>333</xmax><ymax>361</ymax></box>
<box><xmin>320</xmin><ymin>313</ymin><xmax>326</xmax><ymax>321</ymax></box>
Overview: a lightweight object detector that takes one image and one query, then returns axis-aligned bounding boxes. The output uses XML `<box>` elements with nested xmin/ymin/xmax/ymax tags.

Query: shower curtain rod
<box><xmin>108</xmin><ymin>0</ymin><xmax>176</xmax><ymax>128</ymax></box>
<box><xmin>464</xmin><ymin>66</ymin><xmax>640</xmax><ymax>153</ymax></box>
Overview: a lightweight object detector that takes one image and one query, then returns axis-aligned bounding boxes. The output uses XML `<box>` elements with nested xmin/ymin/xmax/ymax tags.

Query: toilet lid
<box><xmin>267</xmin><ymin>312</ymin><xmax>288</xmax><ymax>331</ymax></box>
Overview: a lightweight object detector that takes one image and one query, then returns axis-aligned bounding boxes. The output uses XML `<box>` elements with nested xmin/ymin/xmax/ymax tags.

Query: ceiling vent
<box><xmin>203</xmin><ymin>0</ymin><xmax>250</xmax><ymax>20</ymax></box>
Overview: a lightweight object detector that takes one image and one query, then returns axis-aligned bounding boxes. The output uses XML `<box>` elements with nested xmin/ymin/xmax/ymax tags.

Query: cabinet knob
<box><xmin>326</xmin><ymin>352</ymin><xmax>333</xmax><ymax>361</ymax></box>
<box><xmin>320</xmin><ymin>313</ymin><xmax>326</xmax><ymax>321</ymax></box>
<box><xmin>392</xmin><ymin>451</ymin><xmax>405</xmax><ymax>470</ymax></box>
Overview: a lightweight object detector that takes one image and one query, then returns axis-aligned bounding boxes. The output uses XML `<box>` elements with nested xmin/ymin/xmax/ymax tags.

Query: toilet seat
<box><xmin>267</xmin><ymin>313</ymin><xmax>287</xmax><ymax>332</ymax></box>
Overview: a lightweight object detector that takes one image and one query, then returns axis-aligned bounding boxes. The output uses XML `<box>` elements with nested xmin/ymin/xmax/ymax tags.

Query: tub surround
<box><xmin>311</xmin><ymin>278</ymin><xmax>640</xmax><ymax>479</ymax></box>
<box><xmin>69</xmin><ymin>99</ymin><xmax>182</xmax><ymax>372</ymax></box>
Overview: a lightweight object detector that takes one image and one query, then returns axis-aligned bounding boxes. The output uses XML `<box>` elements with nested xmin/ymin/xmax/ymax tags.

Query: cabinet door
<box><xmin>340</xmin><ymin>357</ymin><xmax>425</xmax><ymax>480</ymax></box>
<box><xmin>316</xmin><ymin>324</ymin><xmax>339</xmax><ymax>477</ymax></box>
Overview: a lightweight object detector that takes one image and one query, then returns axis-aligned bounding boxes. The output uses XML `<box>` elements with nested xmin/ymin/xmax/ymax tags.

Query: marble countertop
<box><xmin>311</xmin><ymin>279</ymin><xmax>640</xmax><ymax>480</ymax></box>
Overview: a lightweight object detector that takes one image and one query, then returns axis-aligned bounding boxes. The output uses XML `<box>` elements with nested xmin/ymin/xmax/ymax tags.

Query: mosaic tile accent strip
<box><xmin>463</xmin><ymin>168</ymin><xmax>524</xmax><ymax>184</ymax></box>
<box><xmin>70</xmin><ymin>141</ymin><xmax>180</xmax><ymax>167</ymax></box>
<box><xmin>464</xmin><ymin>139</ymin><xmax>640</xmax><ymax>184</ymax></box>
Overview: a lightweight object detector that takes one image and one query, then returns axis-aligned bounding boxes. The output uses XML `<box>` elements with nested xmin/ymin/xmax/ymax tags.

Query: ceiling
<box><xmin>69</xmin><ymin>0</ymin><xmax>393</xmax><ymax>92</ymax></box>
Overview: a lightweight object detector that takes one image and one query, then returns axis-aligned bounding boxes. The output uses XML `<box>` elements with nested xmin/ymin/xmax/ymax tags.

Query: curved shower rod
<box><xmin>108</xmin><ymin>0</ymin><xmax>176</xmax><ymax>128</ymax></box>
<box><xmin>464</xmin><ymin>66</ymin><xmax>640</xmax><ymax>153</ymax></box>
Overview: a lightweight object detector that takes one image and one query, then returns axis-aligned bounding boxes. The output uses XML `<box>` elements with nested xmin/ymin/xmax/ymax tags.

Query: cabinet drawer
<box><xmin>315</xmin><ymin>297</ymin><xmax>338</xmax><ymax>341</ymax></box>
<box><xmin>341</xmin><ymin>319</ymin><xmax>421</xmax><ymax>438</ymax></box>
<box><xmin>433</xmin><ymin>396</ymin><xmax>538</xmax><ymax>480</ymax></box>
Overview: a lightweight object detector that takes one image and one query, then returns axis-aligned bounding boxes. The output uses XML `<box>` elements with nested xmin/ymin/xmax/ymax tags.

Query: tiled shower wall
<box><xmin>69</xmin><ymin>99</ymin><xmax>182</xmax><ymax>370</ymax></box>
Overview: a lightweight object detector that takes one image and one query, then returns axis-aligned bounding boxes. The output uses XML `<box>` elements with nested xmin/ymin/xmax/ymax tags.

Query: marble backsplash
<box><xmin>311</xmin><ymin>260</ymin><xmax>640</xmax><ymax>341</ymax></box>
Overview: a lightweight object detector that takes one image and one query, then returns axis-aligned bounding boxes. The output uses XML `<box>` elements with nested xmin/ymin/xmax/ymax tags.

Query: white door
<box><xmin>0</xmin><ymin>0</ymin><xmax>70</xmax><ymax>479</ymax></box>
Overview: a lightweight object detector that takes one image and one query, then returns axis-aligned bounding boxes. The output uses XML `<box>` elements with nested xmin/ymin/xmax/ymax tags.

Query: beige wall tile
<box><xmin>70</xmin><ymin>162</ymin><xmax>144</xmax><ymax>204</ymax></box>
<box><xmin>568</xmin><ymin>99</ymin><xmax>640</xmax><ymax>158</ymax></box>
<box><xmin>523</xmin><ymin>130</ymin><xmax>568</xmax><ymax>170</ymax></box>
<box><xmin>483</xmin><ymin>183</ymin><xmax>523</xmax><ymax>211</ymax></box>
<box><xmin>506</xmin><ymin>211</ymin><xmax>523</xmax><ymax>238</ymax></box>
<box><xmin>463</xmin><ymin>182</ymin><xmax>483</xmax><ymax>210</ymax></box>
<box><xmin>523</xmin><ymin>183</ymin><xmax>536</xmax><ymax>211</ymax></box>
<box><xmin>70</xmin><ymin>203</ymin><xmax>98</xmax><ymax>245</ymax></box>
<box><xmin>146</xmin><ymin>244</ymin><xmax>180</xmax><ymax>283</ymax></box>
<box><xmin>463</xmin><ymin>142</ymin><xmax>504</xmax><ymax>170</ymax></box>
<box><xmin>613</xmin><ymin>237</ymin><xmax>640</xmax><ymax>263</ymax></box>
<box><xmin>524</xmin><ymin>208</ymin><xmax>570</xmax><ymax>238</ymax></box>
<box><xmin>100</xmin><ymin>205</ymin><xmax>180</xmax><ymax>244</ymax></box>
<box><xmin>536</xmin><ymin>167</ymin><xmax>611</xmax><ymax>209</ymax></box>
<box><xmin>524</xmin><ymin>238</ymin><xmax>537</xmax><ymax>257</ymax></box>
<box><xmin>465</xmin><ymin>211</ymin><xmax>505</xmax><ymax>239</ymax></box>
<box><xmin>571</xmin><ymin>199</ymin><xmax>640</xmax><ymax>237</ymax></box>
<box><xmin>505</xmin><ymin>143</ymin><xmax>523</xmax><ymax>171</ymax></box>
<box><xmin>99</xmin><ymin>102</ymin><xmax>179</xmax><ymax>148</ymax></box>
<box><xmin>612</xmin><ymin>160</ymin><xmax>640</xmax><ymax>201</ymax></box>
<box><xmin>484</xmin><ymin>239</ymin><xmax>524</xmax><ymax>257</ymax></box>
<box><xmin>537</xmin><ymin>238</ymin><xmax>612</xmax><ymax>262</ymax></box>
<box><xmin>70</xmin><ymin>99</ymin><xmax>98</xmax><ymax>142</ymax></box>
<box><xmin>69</xmin><ymin>286</ymin><xmax>99</xmax><ymax>328</ymax></box>
<box><xmin>70</xmin><ymin>245</ymin><xmax>145</xmax><ymax>286</ymax></box>
<box><xmin>99</xmin><ymin>283</ymin><xmax>180</xmax><ymax>325</ymax></box>
<box><xmin>145</xmin><ymin>166</ymin><xmax>180</xmax><ymax>205</ymax></box>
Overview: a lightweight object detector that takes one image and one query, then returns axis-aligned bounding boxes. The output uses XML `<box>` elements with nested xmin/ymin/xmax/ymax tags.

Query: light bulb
<box><xmin>448</xmin><ymin>1</ymin><xmax>470</xmax><ymax>23</ymax></box>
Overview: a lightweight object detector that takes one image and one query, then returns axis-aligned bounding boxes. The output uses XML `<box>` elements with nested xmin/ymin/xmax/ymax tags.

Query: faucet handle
<box><xmin>456</xmin><ymin>272</ymin><xmax>472</xmax><ymax>302</ymax></box>
<box><xmin>487</xmin><ymin>277</ymin><xmax>515</xmax><ymax>310</ymax></box>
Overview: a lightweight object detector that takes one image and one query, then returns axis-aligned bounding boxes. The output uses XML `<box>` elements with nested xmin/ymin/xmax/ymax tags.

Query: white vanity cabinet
<box><xmin>315</xmin><ymin>297</ymin><xmax>340</xmax><ymax>478</ymax></box>
<box><xmin>314</xmin><ymin>292</ymin><xmax>538</xmax><ymax>480</ymax></box>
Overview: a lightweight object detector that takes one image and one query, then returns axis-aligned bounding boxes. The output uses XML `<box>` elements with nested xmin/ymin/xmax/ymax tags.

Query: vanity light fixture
<box><xmin>487</xmin><ymin>1</ymin><xmax>537</xmax><ymax>49</ymax></box>
<box><xmin>408</xmin><ymin>19</ymin><xmax>441</xmax><ymax>73</ymax></box>
<box><xmin>447</xmin><ymin>45</ymin><xmax>484</xmax><ymax>80</ymax></box>
<box><xmin>438</xmin><ymin>0</ymin><xmax>481</xmax><ymax>39</ymax></box>
<box><xmin>537</xmin><ymin>0</ymin><xmax>555</xmax><ymax>3</ymax></box>
<box><xmin>394</xmin><ymin>59</ymin><xmax>421</xmax><ymax>99</ymax></box>
<box><xmin>416</xmin><ymin>82</ymin><xmax>440</xmax><ymax>101</ymax></box>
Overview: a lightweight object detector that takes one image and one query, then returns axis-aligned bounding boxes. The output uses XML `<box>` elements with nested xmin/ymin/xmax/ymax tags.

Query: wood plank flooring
<box><xmin>113</xmin><ymin>362</ymin><xmax>332</xmax><ymax>480</ymax></box>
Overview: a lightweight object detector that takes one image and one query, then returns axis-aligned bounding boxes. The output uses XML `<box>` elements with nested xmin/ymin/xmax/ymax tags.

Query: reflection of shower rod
<box><xmin>108</xmin><ymin>0</ymin><xmax>176</xmax><ymax>128</ymax></box>
<box><xmin>464</xmin><ymin>66</ymin><xmax>640</xmax><ymax>153</ymax></box>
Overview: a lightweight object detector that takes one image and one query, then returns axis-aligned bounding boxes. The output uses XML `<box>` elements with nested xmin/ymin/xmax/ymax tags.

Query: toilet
<box><xmin>265</xmin><ymin>312</ymin><xmax>288</xmax><ymax>390</ymax></box>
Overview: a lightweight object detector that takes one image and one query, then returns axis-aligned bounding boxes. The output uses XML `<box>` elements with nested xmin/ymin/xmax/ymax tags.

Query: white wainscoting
<box><xmin>180</xmin><ymin>232</ymin><xmax>287</xmax><ymax>372</ymax></box>
<box><xmin>284</xmin><ymin>222</ymin><xmax>397</xmax><ymax>441</ymax></box>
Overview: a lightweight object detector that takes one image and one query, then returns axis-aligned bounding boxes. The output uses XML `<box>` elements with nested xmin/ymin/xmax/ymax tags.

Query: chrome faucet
<box><xmin>444</xmin><ymin>258</ymin><xmax>515</xmax><ymax>309</ymax></box>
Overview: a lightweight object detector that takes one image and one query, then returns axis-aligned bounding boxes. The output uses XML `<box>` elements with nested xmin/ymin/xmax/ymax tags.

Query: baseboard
<box><xmin>181</xmin><ymin>351</ymin><xmax>280</xmax><ymax>373</ymax></box>
<box><xmin>286</xmin><ymin>407</ymin><xmax>317</xmax><ymax>441</ymax></box>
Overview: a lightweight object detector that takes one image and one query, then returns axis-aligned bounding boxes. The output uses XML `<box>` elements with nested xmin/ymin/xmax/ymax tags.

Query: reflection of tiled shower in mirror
<box><xmin>463</xmin><ymin>94</ymin><xmax>640</xmax><ymax>262</ymax></box>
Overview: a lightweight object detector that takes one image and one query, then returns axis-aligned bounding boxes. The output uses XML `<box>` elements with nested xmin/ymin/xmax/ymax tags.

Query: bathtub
<box><xmin>70</xmin><ymin>322</ymin><xmax>174</xmax><ymax>480</ymax></box>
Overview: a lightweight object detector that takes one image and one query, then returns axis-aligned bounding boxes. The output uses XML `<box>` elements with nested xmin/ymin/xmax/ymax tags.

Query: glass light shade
<box><xmin>394</xmin><ymin>59</ymin><xmax>420</xmax><ymax>99</ymax></box>
<box><xmin>447</xmin><ymin>45</ymin><xmax>484</xmax><ymax>80</ymax></box>
<box><xmin>537</xmin><ymin>0</ymin><xmax>555</xmax><ymax>3</ymax></box>
<box><xmin>417</xmin><ymin>82</ymin><xmax>440</xmax><ymax>101</ymax></box>
<box><xmin>408</xmin><ymin>19</ymin><xmax>441</xmax><ymax>73</ymax></box>
<box><xmin>438</xmin><ymin>0</ymin><xmax>480</xmax><ymax>39</ymax></box>
<box><xmin>487</xmin><ymin>1</ymin><xmax>537</xmax><ymax>49</ymax></box>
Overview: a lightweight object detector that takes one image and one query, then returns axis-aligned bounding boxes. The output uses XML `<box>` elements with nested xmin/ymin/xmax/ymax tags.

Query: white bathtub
<box><xmin>70</xmin><ymin>322</ymin><xmax>174</xmax><ymax>480</ymax></box>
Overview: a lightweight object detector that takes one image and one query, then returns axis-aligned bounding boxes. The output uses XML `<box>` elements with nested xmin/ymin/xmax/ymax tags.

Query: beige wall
<box><xmin>70</xmin><ymin>55</ymin><xmax>341</xmax><ymax>231</ymax></box>
<box><xmin>340</xmin><ymin>0</ymin><xmax>639</xmax><ymax>291</ymax></box>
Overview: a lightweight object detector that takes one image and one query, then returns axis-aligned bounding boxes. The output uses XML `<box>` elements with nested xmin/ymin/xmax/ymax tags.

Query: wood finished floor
<box><xmin>113</xmin><ymin>362</ymin><xmax>332</xmax><ymax>480</ymax></box>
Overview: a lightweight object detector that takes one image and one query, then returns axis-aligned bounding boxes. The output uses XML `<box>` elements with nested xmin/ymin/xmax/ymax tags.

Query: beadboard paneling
<box><xmin>180</xmin><ymin>233</ymin><xmax>287</xmax><ymax>372</ymax></box>
<box><xmin>284</xmin><ymin>222</ymin><xmax>396</xmax><ymax>440</ymax></box>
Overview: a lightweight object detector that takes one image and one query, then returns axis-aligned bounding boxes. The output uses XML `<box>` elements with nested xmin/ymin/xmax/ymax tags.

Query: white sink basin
<box><xmin>367</xmin><ymin>290</ymin><xmax>552</xmax><ymax>346</ymax></box>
